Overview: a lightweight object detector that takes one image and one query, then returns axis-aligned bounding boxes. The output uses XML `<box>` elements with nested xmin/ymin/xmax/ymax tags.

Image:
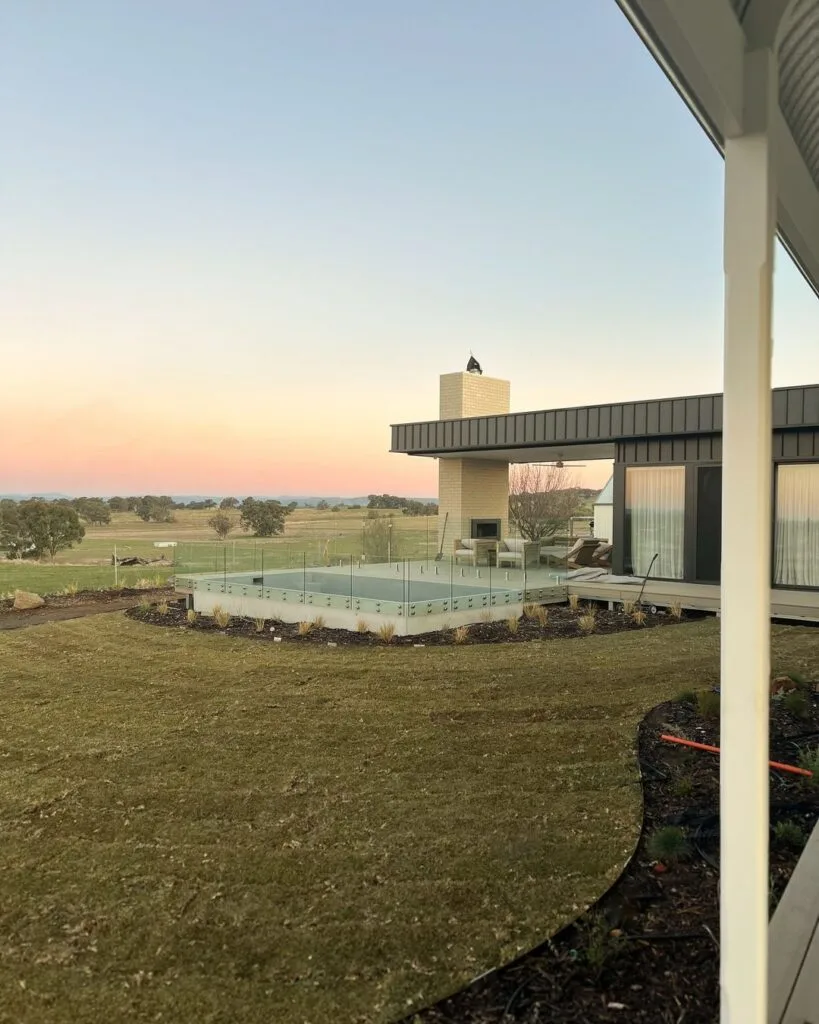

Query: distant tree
<box><xmin>362</xmin><ymin>516</ymin><xmax>395</xmax><ymax>562</ymax></box>
<box><xmin>368</xmin><ymin>493</ymin><xmax>437</xmax><ymax>516</ymax></box>
<box><xmin>0</xmin><ymin>501</ymin><xmax>31</xmax><ymax>559</ymax></box>
<box><xmin>239</xmin><ymin>498</ymin><xmax>291</xmax><ymax>537</ymax></box>
<box><xmin>219</xmin><ymin>497</ymin><xmax>239</xmax><ymax>509</ymax></box>
<box><xmin>207</xmin><ymin>511</ymin><xmax>235</xmax><ymax>540</ymax></box>
<box><xmin>107</xmin><ymin>496</ymin><xmax>130</xmax><ymax>512</ymax></box>
<box><xmin>135</xmin><ymin>495</ymin><xmax>176</xmax><ymax>523</ymax></box>
<box><xmin>74</xmin><ymin>498</ymin><xmax>111</xmax><ymax>525</ymax></box>
<box><xmin>287</xmin><ymin>501</ymin><xmax>298</xmax><ymax>511</ymax></box>
<box><xmin>508</xmin><ymin>464</ymin><xmax>580</xmax><ymax>541</ymax></box>
<box><xmin>316</xmin><ymin>499</ymin><xmax>330</xmax><ymax>511</ymax></box>
<box><xmin>12</xmin><ymin>500</ymin><xmax>85</xmax><ymax>560</ymax></box>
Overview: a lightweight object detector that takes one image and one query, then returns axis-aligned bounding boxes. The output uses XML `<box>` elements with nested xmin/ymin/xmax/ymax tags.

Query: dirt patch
<box><xmin>128</xmin><ymin>601</ymin><xmax>703</xmax><ymax>645</ymax></box>
<box><xmin>405</xmin><ymin>690</ymin><xmax>819</xmax><ymax>1023</ymax></box>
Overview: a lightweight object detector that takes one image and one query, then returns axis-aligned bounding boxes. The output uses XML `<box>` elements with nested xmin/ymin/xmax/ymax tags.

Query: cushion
<box><xmin>503</xmin><ymin>538</ymin><xmax>525</xmax><ymax>553</ymax></box>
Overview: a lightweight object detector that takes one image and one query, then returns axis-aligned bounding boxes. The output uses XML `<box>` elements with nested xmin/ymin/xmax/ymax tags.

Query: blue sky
<box><xmin>3</xmin><ymin>0</ymin><xmax>818</xmax><ymax>493</ymax></box>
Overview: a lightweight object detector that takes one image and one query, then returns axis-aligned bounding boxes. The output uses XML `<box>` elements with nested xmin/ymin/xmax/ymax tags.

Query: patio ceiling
<box><xmin>616</xmin><ymin>0</ymin><xmax>819</xmax><ymax>295</ymax></box>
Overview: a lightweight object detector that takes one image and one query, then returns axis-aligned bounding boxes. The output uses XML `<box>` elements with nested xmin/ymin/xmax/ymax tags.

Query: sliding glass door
<box><xmin>774</xmin><ymin>464</ymin><xmax>819</xmax><ymax>588</ymax></box>
<box><xmin>626</xmin><ymin>466</ymin><xmax>685</xmax><ymax>579</ymax></box>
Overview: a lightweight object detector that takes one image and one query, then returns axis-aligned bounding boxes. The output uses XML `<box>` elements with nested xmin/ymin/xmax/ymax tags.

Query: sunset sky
<box><xmin>4</xmin><ymin>0</ymin><xmax>818</xmax><ymax>497</ymax></box>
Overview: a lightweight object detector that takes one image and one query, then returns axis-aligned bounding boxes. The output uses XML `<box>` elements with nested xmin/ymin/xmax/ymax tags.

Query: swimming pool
<box><xmin>176</xmin><ymin>563</ymin><xmax>566</xmax><ymax>635</ymax></box>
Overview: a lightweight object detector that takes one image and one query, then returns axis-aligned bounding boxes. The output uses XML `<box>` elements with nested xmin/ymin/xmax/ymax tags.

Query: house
<box><xmin>392</xmin><ymin>375</ymin><xmax>819</xmax><ymax>616</ymax></box>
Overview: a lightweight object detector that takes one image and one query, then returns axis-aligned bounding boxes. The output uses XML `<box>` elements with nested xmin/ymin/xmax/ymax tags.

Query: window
<box><xmin>626</xmin><ymin>466</ymin><xmax>685</xmax><ymax>579</ymax></box>
<box><xmin>774</xmin><ymin>464</ymin><xmax>819</xmax><ymax>588</ymax></box>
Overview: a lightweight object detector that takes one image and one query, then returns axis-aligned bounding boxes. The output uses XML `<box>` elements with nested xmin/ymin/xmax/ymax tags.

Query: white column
<box><xmin>720</xmin><ymin>48</ymin><xmax>776</xmax><ymax>1024</ymax></box>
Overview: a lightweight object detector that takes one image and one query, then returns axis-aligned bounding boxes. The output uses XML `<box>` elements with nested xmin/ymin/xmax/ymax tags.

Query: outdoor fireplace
<box><xmin>470</xmin><ymin>518</ymin><xmax>501</xmax><ymax>540</ymax></box>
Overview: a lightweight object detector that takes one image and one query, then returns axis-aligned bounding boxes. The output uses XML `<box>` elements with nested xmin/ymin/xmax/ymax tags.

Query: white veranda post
<box><xmin>720</xmin><ymin>48</ymin><xmax>776</xmax><ymax>1024</ymax></box>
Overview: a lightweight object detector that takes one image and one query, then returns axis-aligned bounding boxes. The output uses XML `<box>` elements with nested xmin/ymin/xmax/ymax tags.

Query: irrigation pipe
<box><xmin>660</xmin><ymin>734</ymin><xmax>813</xmax><ymax>777</ymax></box>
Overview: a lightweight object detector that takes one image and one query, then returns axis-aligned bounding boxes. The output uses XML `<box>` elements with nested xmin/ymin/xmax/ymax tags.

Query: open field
<box><xmin>3</xmin><ymin>615</ymin><xmax>801</xmax><ymax>1022</ymax></box>
<box><xmin>0</xmin><ymin>508</ymin><xmax>435</xmax><ymax>595</ymax></box>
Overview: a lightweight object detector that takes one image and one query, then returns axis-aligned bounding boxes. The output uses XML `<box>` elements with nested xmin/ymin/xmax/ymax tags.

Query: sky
<box><xmin>3</xmin><ymin>0</ymin><xmax>819</xmax><ymax>497</ymax></box>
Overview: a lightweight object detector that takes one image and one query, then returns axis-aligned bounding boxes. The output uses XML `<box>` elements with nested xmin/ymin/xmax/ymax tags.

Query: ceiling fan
<box><xmin>532</xmin><ymin>456</ymin><xmax>587</xmax><ymax>469</ymax></box>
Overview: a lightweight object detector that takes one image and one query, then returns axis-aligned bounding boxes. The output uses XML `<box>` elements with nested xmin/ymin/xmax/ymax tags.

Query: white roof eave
<box><xmin>616</xmin><ymin>0</ymin><xmax>819</xmax><ymax>298</ymax></box>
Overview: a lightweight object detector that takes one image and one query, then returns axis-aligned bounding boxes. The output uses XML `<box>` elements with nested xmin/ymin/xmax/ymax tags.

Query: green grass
<box><xmin>0</xmin><ymin>564</ymin><xmax>170</xmax><ymax>596</ymax></box>
<box><xmin>2</xmin><ymin>617</ymin><xmax>817</xmax><ymax>1022</ymax></box>
<box><xmin>0</xmin><ymin>508</ymin><xmax>433</xmax><ymax>594</ymax></box>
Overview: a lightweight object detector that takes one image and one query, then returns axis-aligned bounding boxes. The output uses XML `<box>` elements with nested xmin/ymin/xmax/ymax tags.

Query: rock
<box><xmin>13</xmin><ymin>590</ymin><xmax>45</xmax><ymax>610</ymax></box>
<box><xmin>771</xmin><ymin>675</ymin><xmax>798</xmax><ymax>695</ymax></box>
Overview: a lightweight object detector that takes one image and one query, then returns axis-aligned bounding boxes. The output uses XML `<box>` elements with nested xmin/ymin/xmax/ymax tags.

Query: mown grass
<box><xmin>1</xmin><ymin>616</ymin><xmax>816</xmax><ymax>1022</ymax></box>
<box><xmin>0</xmin><ymin>508</ymin><xmax>433</xmax><ymax>594</ymax></box>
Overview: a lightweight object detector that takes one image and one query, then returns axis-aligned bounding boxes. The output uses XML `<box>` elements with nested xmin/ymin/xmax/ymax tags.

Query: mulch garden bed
<box><xmin>127</xmin><ymin>601</ymin><xmax>702</xmax><ymax>645</ymax></box>
<box><xmin>0</xmin><ymin>586</ymin><xmax>172</xmax><ymax>617</ymax></box>
<box><xmin>401</xmin><ymin>684</ymin><xmax>819</xmax><ymax>1023</ymax></box>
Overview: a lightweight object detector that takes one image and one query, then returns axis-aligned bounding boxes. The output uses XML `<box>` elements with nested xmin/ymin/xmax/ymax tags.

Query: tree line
<box><xmin>366</xmin><ymin>494</ymin><xmax>438</xmax><ymax>515</ymax></box>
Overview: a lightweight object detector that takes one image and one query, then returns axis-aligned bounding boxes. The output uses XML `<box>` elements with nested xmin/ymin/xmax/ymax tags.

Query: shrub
<box><xmin>568</xmin><ymin>593</ymin><xmax>580</xmax><ymax>612</ymax></box>
<box><xmin>577</xmin><ymin>610</ymin><xmax>597</xmax><ymax>634</ymax></box>
<box><xmin>297</xmin><ymin>620</ymin><xmax>314</xmax><ymax>637</ymax></box>
<box><xmin>312</xmin><ymin>614</ymin><xmax>326</xmax><ymax>630</ymax></box>
<box><xmin>672</xmin><ymin>776</ymin><xmax>694</xmax><ymax>798</ymax></box>
<box><xmin>523</xmin><ymin>603</ymin><xmax>539</xmax><ymax>619</ymax></box>
<box><xmin>647</xmin><ymin>825</ymin><xmax>690</xmax><ymax>863</ymax></box>
<box><xmin>135</xmin><ymin>577</ymin><xmax>152</xmax><ymax>590</ymax></box>
<box><xmin>783</xmin><ymin>689</ymin><xmax>811</xmax><ymax>720</ymax></box>
<box><xmin>535</xmin><ymin>605</ymin><xmax>549</xmax><ymax>626</ymax></box>
<box><xmin>378</xmin><ymin>622</ymin><xmax>396</xmax><ymax>643</ymax></box>
<box><xmin>797</xmin><ymin>745</ymin><xmax>819</xmax><ymax>785</ymax></box>
<box><xmin>186</xmin><ymin>608</ymin><xmax>198</xmax><ymax>625</ymax></box>
<box><xmin>675</xmin><ymin>690</ymin><xmax>697</xmax><ymax>705</ymax></box>
<box><xmin>355</xmin><ymin>618</ymin><xmax>369</xmax><ymax>633</ymax></box>
<box><xmin>212</xmin><ymin>605</ymin><xmax>231</xmax><ymax>629</ymax></box>
<box><xmin>253</xmin><ymin>616</ymin><xmax>266</xmax><ymax>633</ymax></box>
<box><xmin>506</xmin><ymin>615</ymin><xmax>520</xmax><ymax>634</ymax></box>
<box><xmin>631</xmin><ymin>607</ymin><xmax>647</xmax><ymax>627</ymax></box>
<box><xmin>773</xmin><ymin>820</ymin><xmax>806</xmax><ymax>850</ymax></box>
<box><xmin>668</xmin><ymin>601</ymin><xmax>683</xmax><ymax>621</ymax></box>
<box><xmin>480</xmin><ymin>610</ymin><xmax>493</xmax><ymax>623</ymax></box>
<box><xmin>622</xmin><ymin>599</ymin><xmax>636</xmax><ymax>615</ymax></box>
<box><xmin>697</xmin><ymin>689</ymin><xmax>721</xmax><ymax>720</ymax></box>
<box><xmin>581</xmin><ymin>911</ymin><xmax>624</xmax><ymax>976</ymax></box>
<box><xmin>137</xmin><ymin>598</ymin><xmax>151</xmax><ymax>614</ymax></box>
<box><xmin>156</xmin><ymin>600</ymin><xmax>169</xmax><ymax>616</ymax></box>
<box><xmin>452</xmin><ymin>625</ymin><xmax>469</xmax><ymax>644</ymax></box>
<box><xmin>63</xmin><ymin>581</ymin><xmax>78</xmax><ymax>596</ymax></box>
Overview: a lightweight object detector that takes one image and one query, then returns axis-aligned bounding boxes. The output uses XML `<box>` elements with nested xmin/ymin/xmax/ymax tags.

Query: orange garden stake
<box><xmin>660</xmin><ymin>733</ymin><xmax>813</xmax><ymax>777</ymax></box>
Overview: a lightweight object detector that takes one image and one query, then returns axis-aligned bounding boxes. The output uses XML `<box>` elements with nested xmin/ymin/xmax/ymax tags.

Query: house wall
<box><xmin>611</xmin><ymin>428</ymin><xmax>819</xmax><ymax>582</ymax></box>
<box><xmin>593</xmin><ymin>503</ymin><xmax>613</xmax><ymax>543</ymax></box>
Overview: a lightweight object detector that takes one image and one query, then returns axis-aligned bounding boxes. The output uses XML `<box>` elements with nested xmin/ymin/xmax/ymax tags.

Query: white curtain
<box><xmin>627</xmin><ymin>467</ymin><xmax>685</xmax><ymax>579</ymax></box>
<box><xmin>774</xmin><ymin>464</ymin><xmax>819</xmax><ymax>587</ymax></box>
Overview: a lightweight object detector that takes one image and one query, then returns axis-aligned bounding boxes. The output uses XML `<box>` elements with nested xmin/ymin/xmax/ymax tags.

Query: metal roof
<box><xmin>617</xmin><ymin>0</ymin><xmax>819</xmax><ymax>296</ymax></box>
<box><xmin>391</xmin><ymin>384</ymin><xmax>819</xmax><ymax>458</ymax></box>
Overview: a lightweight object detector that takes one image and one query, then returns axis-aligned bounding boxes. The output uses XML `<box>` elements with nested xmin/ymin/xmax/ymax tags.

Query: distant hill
<box><xmin>0</xmin><ymin>493</ymin><xmax>437</xmax><ymax>506</ymax></box>
<box><xmin>0</xmin><ymin>493</ymin><xmax>72</xmax><ymax>501</ymax></box>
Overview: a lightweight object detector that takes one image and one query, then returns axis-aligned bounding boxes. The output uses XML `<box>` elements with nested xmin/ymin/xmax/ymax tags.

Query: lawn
<box><xmin>0</xmin><ymin>508</ymin><xmax>432</xmax><ymax>595</ymax></box>
<box><xmin>2</xmin><ymin>616</ymin><xmax>815</xmax><ymax>1022</ymax></box>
